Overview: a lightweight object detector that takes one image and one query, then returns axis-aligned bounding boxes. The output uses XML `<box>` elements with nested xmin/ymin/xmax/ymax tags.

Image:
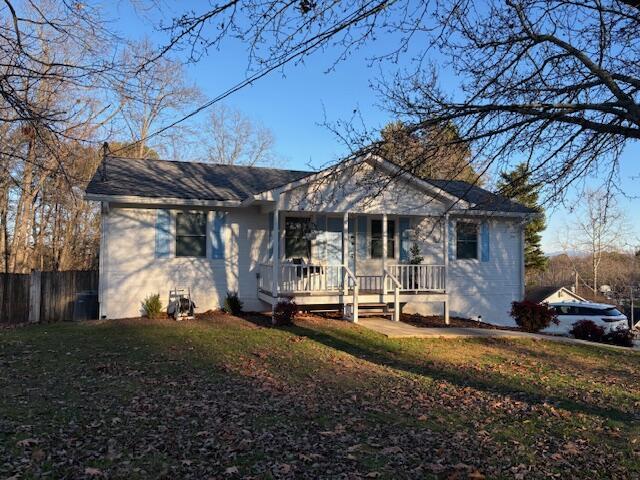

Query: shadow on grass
<box><xmin>287</xmin><ymin>322</ymin><xmax>637</xmax><ymax>423</ymax></box>
<box><xmin>484</xmin><ymin>338</ymin><xmax>640</xmax><ymax>380</ymax></box>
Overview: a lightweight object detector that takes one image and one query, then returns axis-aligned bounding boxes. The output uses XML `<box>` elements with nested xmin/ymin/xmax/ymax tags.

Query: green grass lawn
<box><xmin>1</xmin><ymin>314</ymin><xmax>639</xmax><ymax>479</ymax></box>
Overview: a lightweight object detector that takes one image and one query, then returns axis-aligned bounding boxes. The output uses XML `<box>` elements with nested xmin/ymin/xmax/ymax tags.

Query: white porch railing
<box><xmin>383</xmin><ymin>268</ymin><xmax>401</xmax><ymax>322</ymax></box>
<box><xmin>258</xmin><ymin>262</ymin><xmax>359</xmax><ymax>322</ymax></box>
<box><xmin>259</xmin><ymin>263</ymin><xmax>446</xmax><ymax>294</ymax></box>
<box><xmin>356</xmin><ymin>275</ymin><xmax>385</xmax><ymax>292</ymax></box>
<box><xmin>257</xmin><ymin>263</ymin><xmax>274</xmax><ymax>293</ymax></box>
<box><xmin>343</xmin><ymin>265</ymin><xmax>359</xmax><ymax>323</ymax></box>
<box><xmin>258</xmin><ymin>263</ymin><xmax>344</xmax><ymax>293</ymax></box>
<box><xmin>388</xmin><ymin>264</ymin><xmax>446</xmax><ymax>292</ymax></box>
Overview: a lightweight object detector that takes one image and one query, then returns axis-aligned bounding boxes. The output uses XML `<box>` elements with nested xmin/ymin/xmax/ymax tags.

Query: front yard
<box><xmin>1</xmin><ymin>313</ymin><xmax>639</xmax><ymax>479</ymax></box>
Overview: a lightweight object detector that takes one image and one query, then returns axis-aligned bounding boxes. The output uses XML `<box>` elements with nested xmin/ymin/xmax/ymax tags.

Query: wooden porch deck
<box><xmin>256</xmin><ymin>262</ymin><xmax>449</xmax><ymax>323</ymax></box>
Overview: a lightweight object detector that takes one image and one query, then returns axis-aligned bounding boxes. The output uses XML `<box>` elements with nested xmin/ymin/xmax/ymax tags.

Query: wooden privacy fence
<box><xmin>0</xmin><ymin>273</ymin><xmax>30</xmax><ymax>324</ymax></box>
<box><xmin>0</xmin><ymin>270</ymin><xmax>98</xmax><ymax>325</ymax></box>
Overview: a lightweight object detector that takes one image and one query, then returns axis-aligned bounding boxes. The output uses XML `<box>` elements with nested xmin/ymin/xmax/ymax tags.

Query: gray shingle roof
<box><xmin>85</xmin><ymin>156</ymin><xmax>312</xmax><ymax>202</ymax></box>
<box><xmin>524</xmin><ymin>285</ymin><xmax>584</xmax><ymax>303</ymax></box>
<box><xmin>524</xmin><ymin>286</ymin><xmax>565</xmax><ymax>304</ymax></box>
<box><xmin>426</xmin><ymin>179</ymin><xmax>536</xmax><ymax>214</ymax></box>
<box><xmin>85</xmin><ymin>156</ymin><xmax>535</xmax><ymax>214</ymax></box>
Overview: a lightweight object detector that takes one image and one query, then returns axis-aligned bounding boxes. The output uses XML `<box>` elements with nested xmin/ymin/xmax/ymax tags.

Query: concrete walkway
<box><xmin>358</xmin><ymin>318</ymin><xmax>640</xmax><ymax>352</ymax></box>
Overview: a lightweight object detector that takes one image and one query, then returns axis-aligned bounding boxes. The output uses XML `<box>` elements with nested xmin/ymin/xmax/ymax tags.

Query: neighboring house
<box><xmin>524</xmin><ymin>286</ymin><xmax>586</xmax><ymax>305</ymax></box>
<box><xmin>84</xmin><ymin>154</ymin><xmax>535</xmax><ymax>325</ymax></box>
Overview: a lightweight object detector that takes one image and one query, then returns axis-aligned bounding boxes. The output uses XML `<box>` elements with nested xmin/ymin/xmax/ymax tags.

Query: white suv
<box><xmin>545</xmin><ymin>302</ymin><xmax>629</xmax><ymax>335</ymax></box>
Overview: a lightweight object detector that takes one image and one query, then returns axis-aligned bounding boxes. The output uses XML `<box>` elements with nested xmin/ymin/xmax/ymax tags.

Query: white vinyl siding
<box><xmin>404</xmin><ymin>218</ymin><xmax>523</xmax><ymax>326</ymax></box>
<box><xmin>101</xmin><ymin>206</ymin><xmax>269</xmax><ymax>319</ymax></box>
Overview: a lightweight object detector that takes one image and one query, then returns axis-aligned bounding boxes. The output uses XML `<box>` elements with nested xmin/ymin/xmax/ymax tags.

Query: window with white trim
<box><xmin>370</xmin><ymin>219</ymin><xmax>395</xmax><ymax>259</ymax></box>
<box><xmin>456</xmin><ymin>222</ymin><xmax>478</xmax><ymax>260</ymax></box>
<box><xmin>175</xmin><ymin>212</ymin><xmax>207</xmax><ymax>257</ymax></box>
<box><xmin>285</xmin><ymin>216</ymin><xmax>311</xmax><ymax>259</ymax></box>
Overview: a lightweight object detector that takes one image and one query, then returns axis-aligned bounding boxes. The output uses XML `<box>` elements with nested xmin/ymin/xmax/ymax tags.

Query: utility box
<box><xmin>73</xmin><ymin>290</ymin><xmax>98</xmax><ymax>321</ymax></box>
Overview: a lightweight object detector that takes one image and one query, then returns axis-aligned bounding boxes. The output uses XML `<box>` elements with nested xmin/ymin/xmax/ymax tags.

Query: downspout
<box><xmin>520</xmin><ymin>221</ymin><xmax>526</xmax><ymax>300</ymax></box>
<box><xmin>271</xmin><ymin>193</ymin><xmax>280</xmax><ymax>309</ymax></box>
<box><xmin>99</xmin><ymin>201</ymin><xmax>109</xmax><ymax>319</ymax></box>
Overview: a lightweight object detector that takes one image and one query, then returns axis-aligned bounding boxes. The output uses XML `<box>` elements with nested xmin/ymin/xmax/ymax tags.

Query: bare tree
<box><xmin>135</xmin><ymin>0</ymin><xmax>639</xmax><ymax>202</ymax></box>
<box><xmin>0</xmin><ymin>1</ymin><xmax>120</xmax><ymax>273</ymax></box>
<box><xmin>115</xmin><ymin>39</ymin><xmax>203</xmax><ymax>159</ymax></box>
<box><xmin>0</xmin><ymin>0</ymin><xmax>120</xmax><ymax>134</ymax></box>
<box><xmin>202</xmin><ymin>105</ymin><xmax>276</xmax><ymax>166</ymax></box>
<box><xmin>561</xmin><ymin>191</ymin><xmax>629</xmax><ymax>293</ymax></box>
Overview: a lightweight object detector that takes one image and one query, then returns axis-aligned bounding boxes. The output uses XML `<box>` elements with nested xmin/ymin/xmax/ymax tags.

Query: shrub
<box><xmin>510</xmin><ymin>301</ymin><xmax>558</xmax><ymax>333</ymax></box>
<box><xmin>223</xmin><ymin>291</ymin><xmax>243</xmax><ymax>315</ymax></box>
<box><xmin>602</xmin><ymin>328</ymin><xmax>635</xmax><ymax>348</ymax></box>
<box><xmin>570</xmin><ymin>320</ymin><xmax>605</xmax><ymax>342</ymax></box>
<box><xmin>273</xmin><ymin>299</ymin><xmax>298</xmax><ymax>326</ymax></box>
<box><xmin>142</xmin><ymin>294</ymin><xmax>163</xmax><ymax>319</ymax></box>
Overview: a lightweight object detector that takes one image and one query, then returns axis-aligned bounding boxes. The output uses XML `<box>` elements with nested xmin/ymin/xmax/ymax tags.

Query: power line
<box><xmin>109</xmin><ymin>0</ymin><xmax>385</xmax><ymax>156</ymax></box>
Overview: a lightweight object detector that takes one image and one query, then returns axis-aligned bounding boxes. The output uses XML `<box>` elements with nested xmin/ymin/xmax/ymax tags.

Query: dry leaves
<box><xmin>0</xmin><ymin>314</ymin><xmax>639</xmax><ymax>479</ymax></box>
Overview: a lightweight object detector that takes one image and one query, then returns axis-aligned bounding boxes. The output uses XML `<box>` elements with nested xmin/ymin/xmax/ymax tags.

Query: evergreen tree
<box><xmin>379</xmin><ymin>121</ymin><xmax>481</xmax><ymax>184</ymax></box>
<box><xmin>497</xmin><ymin>163</ymin><xmax>548</xmax><ymax>273</ymax></box>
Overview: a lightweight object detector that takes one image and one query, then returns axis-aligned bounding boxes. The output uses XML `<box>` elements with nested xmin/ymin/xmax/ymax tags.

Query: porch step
<box><xmin>358</xmin><ymin>310</ymin><xmax>393</xmax><ymax>317</ymax></box>
<box><xmin>351</xmin><ymin>302</ymin><xmax>394</xmax><ymax>318</ymax></box>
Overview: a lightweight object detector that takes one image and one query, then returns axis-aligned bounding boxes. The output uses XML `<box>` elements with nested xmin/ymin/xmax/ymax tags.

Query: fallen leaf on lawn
<box><xmin>31</xmin><ymin>449</ymin><xmax>46</xmax><ymax>461</ymax></box>
<box><xmin>381</xmin><ymin>446</ymin><xmax>402</xmax><ymax>454</ymax></box>
<box><xmin>469</xmin><ymin>470</ymin><xmax>485</xmax><ymax>479</ymax></box>
<box><xmin>225</xmin><ymin>466</ymin><xmax>239</xmax><ymax>475</ymax></box>
<box><xmin>563</xmin><ymin>442</ymin><xmax>579</xmax><ymax>455</ymax></box>
<box><xmin>17</xmin><ymin>438</ymin><xmax>39</xmax><ymax>447</ymax></box>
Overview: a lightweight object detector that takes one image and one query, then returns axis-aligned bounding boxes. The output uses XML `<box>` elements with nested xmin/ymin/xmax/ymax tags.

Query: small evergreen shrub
<box><xmin>602</xmin><ymin>328</ymin><xmax>635</xmax><ymax>347</ymax></box>
<box><xmin>223</xmin><ymin>291</ymin><xmax>243</xmax><ymax>315</ymax></box>
<box><xmin>510</xmin><ymin>301</ymin><xmax>558</xmax><ymax>333</ymax></box>
<box><xmin>570</xmin><ymin>320</ymin><xmax>605</xmax><ymax>342</ymax></box>
<box><xmin>142</xmin><ymin>294</ymin><xmax>163</xmax><ymax>319</ymax></box>
<box><xmin>408</xmin><ymin>243</ymin><xmax>424</xmax><ymax>265</ymax></box>
<box><xmin>273</xmin><ymin>299</ymin><xmax>298</xmax><ymax>326</ymax></box>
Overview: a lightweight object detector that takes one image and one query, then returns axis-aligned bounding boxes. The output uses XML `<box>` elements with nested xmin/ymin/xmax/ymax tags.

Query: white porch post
<box><xmin>443</xmin><ymin>213</ymin><xmax>450</xmax><ymax>325</ymax></box>
<box><xmin>342</xmin><ymin>212</ymin><xmax>349</xmax><ymax>284</ymax></box>
<box><xmin>342</xmin><ymin>212</ymin><xmax>349</xmax><ymax>317</ymax></box>
<box><xmin>382</xmin><ymin>213</ymin><xmax>388</xmax><ymax>274</ymax></box>
<box><xmin>272</xmin><ymin>206</ymin><xmax>280</xmax><ymax>303</ymax></box>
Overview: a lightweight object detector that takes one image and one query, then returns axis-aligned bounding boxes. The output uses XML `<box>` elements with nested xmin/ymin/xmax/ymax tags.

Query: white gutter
<box><xmin>449</xmin><ymin>209</ymin><xmax>535</xmax><ymax>219</ymax></box>
<box><xmin>84</xmin><ymin>193</ymin><xmax>242</xmax><ymax>208</ymax></box>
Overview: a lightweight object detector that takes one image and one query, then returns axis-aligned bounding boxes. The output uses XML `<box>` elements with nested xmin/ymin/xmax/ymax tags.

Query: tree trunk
<box><xmin>10</xmin><ymin>140</ymin><xmax>37</xmax><ymax>273</ymax></box>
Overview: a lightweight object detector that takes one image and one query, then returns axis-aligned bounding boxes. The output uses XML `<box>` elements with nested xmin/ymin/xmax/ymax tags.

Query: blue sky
<box><xmin>109</xmin><ymin>2</ymin><xmax>640</xmax><ymax>254</ymax></box>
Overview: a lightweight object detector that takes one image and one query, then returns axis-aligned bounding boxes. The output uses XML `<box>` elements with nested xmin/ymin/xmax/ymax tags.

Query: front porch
<box><xmin>257</xmin><ymin>209</ymin><xmax>450</xmax><ymax>323</ymax></box>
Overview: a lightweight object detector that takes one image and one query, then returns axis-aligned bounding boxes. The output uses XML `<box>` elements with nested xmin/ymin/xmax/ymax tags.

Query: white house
<box><xmin>84</xmin><ymin>154</ymin><xmax>535</xmax><ymax>325</ymax></box>
<box><xmin>524</xmin><ymin>286</ymin><xmax>586</xmax><ymax>304</ymax></box>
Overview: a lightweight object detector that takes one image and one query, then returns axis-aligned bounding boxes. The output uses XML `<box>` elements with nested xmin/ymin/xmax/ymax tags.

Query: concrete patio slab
<box><xmin>358</xmin><ymin>318</ymin><xmax>640</xmax><ymax>352</ymax></box>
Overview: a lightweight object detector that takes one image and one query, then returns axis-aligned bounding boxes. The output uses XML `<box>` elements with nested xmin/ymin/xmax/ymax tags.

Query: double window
<box><xmin>456</xmin><ymin>222</ymin><xmax>478</xmax><ymax>260</ymax></box>
<box><xmin>176</xmin><ymin>212</ymin><xmax>207</xmax><ymax>257</ymax></box>
<box><xmin>370</xmin><ymin>219</ymin><xmax>395</xmax><ymax>259</ymax></box>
